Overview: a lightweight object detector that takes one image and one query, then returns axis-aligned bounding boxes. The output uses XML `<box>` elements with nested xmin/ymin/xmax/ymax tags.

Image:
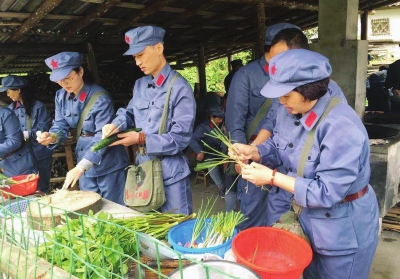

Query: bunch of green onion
<box><xmin>190</xmin><ymin>197</ymin><xmax>217</xmax><ymax>248</ymax></box>
<box><xmin>194</xmin><ymin>121</ymin><xmax>246</xmax><ymax>194</ymax></box>
<box><xmin>111</xmin><ymin>211</ymin><xmax>196</xmax><ymax>240</ymax></box>
<box><xmin>202</xmin><ymin>211</ymin><xmax>247</xmax><ymax>248</ymax></box>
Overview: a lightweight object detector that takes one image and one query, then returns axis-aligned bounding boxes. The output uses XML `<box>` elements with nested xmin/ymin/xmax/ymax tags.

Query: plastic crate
<box><xmin>168</xmin><ymin>219</ymin><xmax>237</xmax><ymax>258</ymax></box>
<box><xmin>0</xmin><ymin>199</ymin><xmax>30</xmax><ymax>218</ymax></box>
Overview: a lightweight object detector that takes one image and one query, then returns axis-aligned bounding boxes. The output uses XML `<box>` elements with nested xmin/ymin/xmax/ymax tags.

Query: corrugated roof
<box><xmin>0</xmin><ymin>0</ymin><xmax>399</xmax><ymax>74</ymax></box>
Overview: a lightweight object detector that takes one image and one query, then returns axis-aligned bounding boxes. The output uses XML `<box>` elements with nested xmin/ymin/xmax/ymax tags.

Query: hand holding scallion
<box><xmin>193</xmin><ymin>121</ymin><xmax>249</xmax><ymax>194</ymax></box>
<box><xmin>241</xmin><ymin>162</ymin><xmax>272</xmax><ymax>187</ymax></box>
<box><xmin>36</xmin><ymin>131</ymin><xmax>60</xmax><ymax>146</ymax></box>
<box><xmin>229</xmin><ymin>143</ymin><xmax>260</xmax><ymax>162</ymax></box>
<box><xmin>196</xmin><ymin>152</ymin><xmax>205</xmax><ymax>161</ymax></box>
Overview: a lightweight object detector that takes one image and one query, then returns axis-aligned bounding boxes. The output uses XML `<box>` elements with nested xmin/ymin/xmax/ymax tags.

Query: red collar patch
<box><xmin>209</xmin><ymin>122</ymin><xmax>215</xmax><ymax>129</ymax></box>
<box><xmin>125</xmin><ymin>35</ymin><xmax>130</xmax><ymax>43</ymax></box>
<box><xmin>79</xmin><ymin>92</ymin><xmax>87</xmax><ymax>102</ymax></box>
<box><xmin>305</xmin><ymin>111</ymin><xmax>317</xmax><ymax>127</ymax></box>
<box><xmin>271</xmin><ymin>64</ymin><xmax>277</xmax><ymax>75</ymax></box>
<box><xmin>263</xmin><ymin>64</ymin><xmax>269</xmax><ymax>74</ymax></box>
<box><xmin>14</xmin><ymin>102</ymin><xmax>19</xmax><ymax>109</ymax></box>
<box><xmin>51</xmin><ymin>59</ymin><xmax>58</xmax><ymax>69</ymax></box>
<box><xmin>156</xmin><ymin>74</ymin><xmax>165</xmax><ymax>87</ymax></box>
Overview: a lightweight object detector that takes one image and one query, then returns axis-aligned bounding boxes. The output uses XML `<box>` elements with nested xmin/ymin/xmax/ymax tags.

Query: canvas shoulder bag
<box><xmin>124</xmin><ymin>73</ymin><xmax>180</xmax><ymax>212</ymax></box>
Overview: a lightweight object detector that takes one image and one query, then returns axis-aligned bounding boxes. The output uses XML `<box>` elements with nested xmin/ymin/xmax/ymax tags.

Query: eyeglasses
<box><xmin>56</xmin><ymin>72</ymin><xmax>77</xmax><ymax>85</ymax></box>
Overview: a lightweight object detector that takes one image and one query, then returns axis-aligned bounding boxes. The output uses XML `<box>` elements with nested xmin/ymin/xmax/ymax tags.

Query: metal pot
<box><xmin>167</xmin><ymin>260</ymin><xmax>261</xmax><ymax>279</ymax></box>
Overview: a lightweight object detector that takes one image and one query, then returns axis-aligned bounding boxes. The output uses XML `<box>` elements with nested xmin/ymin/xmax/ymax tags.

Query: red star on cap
<box><xmin>51</xmin><ymin>59</ymin><xmax>58</xmax><ymax>69</ymax></box>
<box><xmin>271</xmin><ymin>64</ymin><xmax>277</xmax><ymax>75</ymax></box>
<box><xmin>125</xmin><ymin>35</ymin><xmax>130</xmax><ymax>43</ymax></box>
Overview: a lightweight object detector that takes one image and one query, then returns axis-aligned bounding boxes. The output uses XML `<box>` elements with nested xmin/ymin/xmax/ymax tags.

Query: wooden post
<box><xmin>198</xmin><ymin>43</ymin><xmax>207</xmax><ymax>96</ymax></box>
<box><xmin>256</xmin><ymin>3</ymin><xmax>266</xmax><ymax>58</ymax></box>
<box><xmin>227</xmin><ymin>55</ymin><xmax>232</xmax><ymax>71</ymax></box>
<box><xmin>252</xmin><ymin>45</ymin><xmax>258</xmax><ymax>60</ymax></box>
<box><xmin>361</xmin><ymin>10</ymin><xmax>368</xmax><ymax>40</ymax></box>
<box><xmin>86</xmin><ymin>43</ymin><xmax>101</xmax><ymax>85</ymax></box>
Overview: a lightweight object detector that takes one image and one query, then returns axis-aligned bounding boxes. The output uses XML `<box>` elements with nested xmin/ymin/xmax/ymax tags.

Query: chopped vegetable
<box><xmin>91</xmin><ymin>128</ymin><xmax>142</xmax><ymax>151</ymax></box>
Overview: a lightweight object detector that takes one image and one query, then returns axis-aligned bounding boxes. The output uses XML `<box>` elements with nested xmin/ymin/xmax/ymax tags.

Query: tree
<box><xmin>178</xmin><ymin>49</ymin><xmax>252</xmax><ymax>93</ymax></box>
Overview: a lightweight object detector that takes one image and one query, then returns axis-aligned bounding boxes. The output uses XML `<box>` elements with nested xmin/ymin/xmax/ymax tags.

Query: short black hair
<box><xmin>293</xmin><ymin>77</ymin><xmax>330</xmax><ymax>101</ymax></box>
<box><xmin>379</xmin><ymin>65</ymin><xmax>388</xmax><ymax>71</ymax></box>
<box><xmin>271</xmin><ymin>28</ymin><xmax>309</xmax><ymax>50</ymax></box>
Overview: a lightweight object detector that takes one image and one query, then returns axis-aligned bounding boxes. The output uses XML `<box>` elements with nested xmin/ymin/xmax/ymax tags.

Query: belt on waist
<box><xmin>340</xmin><ymin>186</ymin><xmax>368</xmax><ymax>203</ymax></box>
<box><xmin>80</xmin><ymin>132</ymin><xmax>95</xmax><ymax>137</ymax></box>
<box><xmin>0</xmin><ymin>141</ymin><xmax>26</xmax><ymax>161</ymax></box>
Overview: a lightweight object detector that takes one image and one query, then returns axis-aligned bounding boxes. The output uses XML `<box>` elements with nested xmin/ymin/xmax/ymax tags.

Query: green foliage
<box><xmin>178</xmin><ymin>50</ymin><xmax>252</xmax><ymax>93</ymax></box>
<box><xmin>303</xmin><ymin>27</ymin><xmax>318</xmax><ymax>43</ymax></box>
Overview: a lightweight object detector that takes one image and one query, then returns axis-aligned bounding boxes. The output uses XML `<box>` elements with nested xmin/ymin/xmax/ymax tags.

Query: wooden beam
<box><xmin>163</xmin><ymin>0</ymin><xmax>217</xmax><ymax>29</ymax></box>
<box><xmin>86</xmin><ymin>43</ymin><xmax>101</xmax><ymax>84</ymax></box>
<box><xmin>59</xmin><ymin>0</ymin><xmax>121</xmax><ymax>42</ymax></box>
<box><xmin>0</xmin><ymin>22</ymin><xmax>21</xmax><ymax>26</ymax></box>
<box><xmin>0</xmin><ymin>42</ymin><xmax>253</xmax><ymax>56</ymax></box>
<box><xmin>360</xmin><ymin>0</ymin><xmax>400</xmax><ymax>10</ymax></box>
<box><xmin>215</xmin><ymin>0</ymin><xmax>319</xmax><ymax>11</ymax></box>
<box><xmin>1</xmin><ymin>0</ymin><xmax>63</xmax><ymax>68</ymax></box>
<box><xmin>115</xmin><ymin>0</ymin><xmax>177</xmax><ymax>33</ymax></box>
<box><xmin>361</xmin><ymin>10</ymin><xmax>368</xmax><ymax>40</ymax></box>
<box><xmin>80</xmin><ymin>0</ymin><xmax>217</xmax><ymax>16</ymax></box>
<box><xmin>0</xmin><ymin>12</ymin><xmax>121</xmax><ymax>25</ymax></box>
<box><xmin>0</xmin><ymin>44</ymin><xmax>87</xmax><ymax>55</ymax></box>
<box><xmin>198</xmin><ymin>43</ymin><xmax>207</xmax><ymax>95</ymax></box>
<box><xmin>180</xmin><ymin>5</ymin><xmax>253</xmax><ymax>37</ymax></box>
<box><xmin>0</xmin><ymin>55</ymin><xmax>18</xmax><ymax>67</ymax></box>
<box><xmin>6</xmin><ymin>0</ymin><xmax>63</xmax><ymax>42</ymax></box>
<box><xmin>256</xmin><ymin>3</ymin><xmax>266</xmax><ymax>58</ymax></box>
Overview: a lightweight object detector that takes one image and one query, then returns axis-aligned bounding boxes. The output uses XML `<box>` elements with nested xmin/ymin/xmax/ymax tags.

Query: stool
<box><xmin>195</xmin><ymin>171</ymin><xmax>208</xmax><ymax>188</ymax></box>
<box><xmin>50</xmin><ymin>139</ymin><xmax>79</xmax><ymax>191</ymax></box>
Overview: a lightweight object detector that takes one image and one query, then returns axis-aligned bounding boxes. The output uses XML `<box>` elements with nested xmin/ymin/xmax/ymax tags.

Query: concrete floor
<box><xmin>189</xmin><ymin>174</ymin><xmax>400</xmax><ymax>279</ymax></box>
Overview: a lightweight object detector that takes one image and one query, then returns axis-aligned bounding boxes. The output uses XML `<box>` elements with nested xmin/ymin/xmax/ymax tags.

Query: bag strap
<box><xmin>292</xmin><ymin>97</ymin><xmax>341</xmax><ymax>216</ymax></box>
<box><xmin>26</xmin><ymin>116</ymin><xmax>32</xmax><ymax>130</ymax></box>
<box><xmin>76</xmin><ymin>91</ymin><xmax>107</xmax><ymax>139</ymax></box>
<box><xmin>246</xmin><ymin>98</ymin><xmax>272</xmax><ymax>142</ymax></box>
<box><xmin>158</xmin><ymin>73</ymin><xmax>180</xmax><ymax>135</ymax></box>
<box><xmin>297</xmin><ymin>97</ymin><xmax>341</xmax><ymax>177</ymax></box>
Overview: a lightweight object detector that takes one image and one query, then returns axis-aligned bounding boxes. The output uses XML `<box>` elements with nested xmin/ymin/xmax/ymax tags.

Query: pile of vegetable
<box><xmin>91</xmin><ymin>128</ymin><xmax>142</xmax><ymax>152</ymax></box>
<box><xmin>35</xmin><ymin>210</ymin><xmax>195</xmax><ymax>279</ymax></box>
<box><xmin>184</xmin><ymin>197</ymin><xmax>246</xmax><ymax>248</ymax></box>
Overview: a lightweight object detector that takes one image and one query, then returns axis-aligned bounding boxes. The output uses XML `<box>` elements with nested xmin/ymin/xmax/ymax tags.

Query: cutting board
<box><xmin>27</xmin><ymin>190</ymin><xmax>102</xmax><ymax>230</ymax></box>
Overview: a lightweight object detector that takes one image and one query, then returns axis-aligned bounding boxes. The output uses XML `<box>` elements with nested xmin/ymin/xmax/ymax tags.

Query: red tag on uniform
<box><xmin>263</xmin><ymin>64</ymin><xmax>269</xmax><ymax>73</ymax></box>
<box><xmin>156</xmin><ymin>74</ymin><xmax>165</xmax><ymax>86</ymax></box>
<box><xmin>125</xmin><ymin>36</ymin><xmax>130</xmax><ymax>43</ymax></box>
<box><xmin>305</xmin><ymin>111</ymin><xmax>317</xmax><ymax>127</ymax></box>
<box><xmin>79</xmin><ymin>92</ymin><xmax>87</xmax><ymax>102</ymax></box>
